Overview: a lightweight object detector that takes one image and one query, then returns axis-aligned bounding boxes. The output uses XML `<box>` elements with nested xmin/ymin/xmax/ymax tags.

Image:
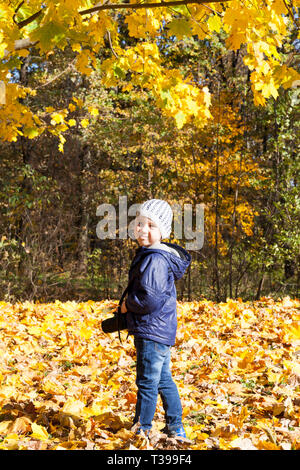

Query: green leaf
<box><xmin>159</xmin><ymin>89</ymin><xmax>172</xmax><ymax>106</ymax></box>
<box><xmin>31</xmin><ymin>22</ymin><xmax>67</xmax><ymax>51</ymax></box>
<box><xmin>23</xmin><ymin>127</ymin><xmax>39</xmax><ymax>139</ymax></box>
<box><xmin>167</xmin><ymin>19</ymin><xmax>192</xmax><ymax>39</ymax></box>
<box><xmin>169</xmin><ymin>5</ymin><xmax>191</xmax><ymax>16</ymax></box>
<box><xmin>113</xmin><ymin>65</ymin><xmax>126</xmax><ymax>79</ymax></box>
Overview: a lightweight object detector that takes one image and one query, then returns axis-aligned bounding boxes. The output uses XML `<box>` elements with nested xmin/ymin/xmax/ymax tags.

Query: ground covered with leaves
<box><xmin>0</xmin><ymin>297</ymin><xmax>299</xmax><ymax>450</ymax></box>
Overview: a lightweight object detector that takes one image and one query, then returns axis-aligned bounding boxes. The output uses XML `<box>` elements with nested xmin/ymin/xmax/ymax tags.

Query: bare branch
<box><xmin>3</xmin><ymin>39</ymin><xmax>39</xmax><ymax>58</ymax></box>
<box><xmin>13</xmin><ymin>1</ymin><xmax>25</xmax><ymax>25</ymax></box>
<box><xmin>106</xmin><ymin>30</ymin><xmax>119</xmax><ymax>59</ymax></box>
<box><xmin>15</xmin><ymin>8</ymin><xmax>44</xmax><ymax>29</ymax></box>
<box><xmin>35</xmin><ymin>59</ymin><xmax>77</xmax><ymax>89</ymax></box>
<box><xmin>14</xmin><ymin>39</ymin><xmax>39</xmax><ymax>51</ymax></box>
<box><xmin>282</xmin><ymin>0</ymin><xmax>299</xmax><ymax>29</ymax></box>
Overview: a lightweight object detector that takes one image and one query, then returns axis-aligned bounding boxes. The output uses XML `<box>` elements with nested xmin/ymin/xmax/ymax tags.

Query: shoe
<box><xmin>136</xmin><ymin>427</ymin><xmax>151</xmax><ymax>437</ymax></box>
<box><xmin>168</xmin><ymin>425</ymin><xmax>187</xmax><ymax>439</ymax></box>
<box><xmin>160</xmin><ymin>425</ymin><xmax>169</xmax><ymax>435</ymax></box>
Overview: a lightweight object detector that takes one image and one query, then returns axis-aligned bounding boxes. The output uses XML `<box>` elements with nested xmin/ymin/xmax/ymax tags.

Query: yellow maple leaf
<box><xmin>285</xmin><ymin>322</ymin><xmax>300</xmax><ymax>341</ymax></box>
<box><xmin>174</xmin><ymin>111</ymin><xmax>186</xmax><ymax>129</ymax></box>
<box><xmin>68</xmin><ymin>103</ymin><xmax>76</xmax><ymax>112</ymax></box>
<box><xmin>50</xmin><ymin>113</ymin><xmax>65</xmax><ymax>125</ymax></box>
<box><xmin>81</xmin><ymin>119</ymin><xmax>89</xmax><ymax>128</ymax></box>
<box><xmin>237</xmin><ymin>350</ymin><xmax>255</xmax><ymax>369</ymax></box>
<box><xmin>79</xmin><ymin>326</ymin><xmax>93</xmax><ymax>339</ymax></box>
<box><xmin>229</xmin><ymin>406</ymin><xmax>249</xmax><ymax>428</ymax></box>
<box><xmin>27</xmin><ymin>326</ymin><xmax>42</xmax><ymax>336</ymax></box>
<box><xmin>207</xmin><ymin>15</ymin><xmax>222</xmax><ymax>33</ymax></box>
<box><xmin>42</xmin><ymin>379</ymin><xmax>65</xmax><ymax>395</ymax></box>
<box><xmin>261</xmin><ymin>80</ymin><xmax>279</xmax><ymax>99</ymax></box>
<box><xmin>0</xmin><ymin>433</ymin><xmax>20</xmax><ymax>450</ymax></box>
<box><xmin>72</xmin><ymin>43</ymin><xmax>81</xmax><ymax>53</ymax></box>
<box><xmin>0</xmin><ymin>420</ymin><xmax>12</xmax><ymax>435</ymax></box>
<box><xmin>62</xmin><ymin>399</ymin><xmax>86</xmax><ymax>417</ymax></box>
<box><xmin>88</xmin><ymin>107</ymin><xmax>99</xmax><ymax>116</ymax></box>
<box><xmin>257</xmin><ymin>440</ymin><xmax>281</xmax><ymax>450</ymax></box>
<box><xmin>30</xmin><ymin>422</ymin><xmax>49</xmax><ymax>441</ymax></box>
<box><xmin>267</xmin><ymin>370</ymin><xmax>283</xmax><ymax>384</ymax></box>
<box><xmin>72</xmin><ymin>97</ymin><xmax>84</xmax><ymax>108</ymax></box>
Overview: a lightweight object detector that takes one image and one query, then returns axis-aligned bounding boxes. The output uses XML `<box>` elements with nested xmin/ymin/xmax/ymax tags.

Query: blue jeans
<box><xmin>133</xmin><ymin>337</ymin><xmax>183</xmax><ymax>432</ymax></box>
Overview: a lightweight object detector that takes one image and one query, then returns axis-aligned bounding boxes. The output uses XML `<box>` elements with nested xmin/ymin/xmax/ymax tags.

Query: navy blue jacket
<box><xmin>125</xmin><ymin>242</ymin><xmax>191</xmax><ymax>346</ymax></box>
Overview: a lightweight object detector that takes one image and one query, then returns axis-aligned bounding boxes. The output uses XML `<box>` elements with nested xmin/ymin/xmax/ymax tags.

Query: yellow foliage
<box><xmin>0</xmin><ymin>0</ymin><xmax>298</xmax><ymax>144</ymax></box>
<box><xmin>80</xmin><ymin>118</ymin><xmax>89</xmax><ymax>128</ymax></box>
<box><xmin>30</xmin><ymin>422</ymin><xmax>49</xmax><ymax>441</ymax></box>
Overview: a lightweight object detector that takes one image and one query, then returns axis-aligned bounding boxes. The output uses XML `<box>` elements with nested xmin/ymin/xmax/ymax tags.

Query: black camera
<box><xmin>101</xmin><ymin>305</ymin><xmax>127</xmax><ymax>334</ymax></box>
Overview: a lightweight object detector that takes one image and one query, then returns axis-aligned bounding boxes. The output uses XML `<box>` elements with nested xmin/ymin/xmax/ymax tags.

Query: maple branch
<box><xmin>282</xmin><ymin>0</ymin><xmax>299</xmax><ymax>29</ymax></box>
<box><xmin>14</xmin><ymin>38</ymin><xmax>39</xmax><ymax>51</ymax></box>
<box><xmin>79</xmin><ymin>0</ymin><xmax>227</xmax><ymax>14</ymax></box>
<box><xmin>14</xmin><ymin>0</ymin><xmax>229</xmax><ymax>29</ymax></box>
<box><xmin>201</xmin><ymin>3</ymin><xmax>222</xmax><ymax>15</ymax></box>
<box><xmin>106</xmin><ymin>31</ymin><xmax>119</xmax><ymax>59</ymax></box>
<box><xmin>15</xmin><ymin>7</ymin><xmax>44</xmax><ymax>29</ymax></box>
<box><xmin>13</xmin><ymin>1</ymin><xmax>25</xmax><ymax>25</ymax></box>
<box><xmin>3</xmin><ymin>39</ymin><xmax>39</xmax><ymax>58</ymax></box>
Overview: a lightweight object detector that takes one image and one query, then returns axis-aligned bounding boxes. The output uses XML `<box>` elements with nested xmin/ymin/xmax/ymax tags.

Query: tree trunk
<box><xmin>16</xmin><ymin>58</ymin><xmax>34</xmax><ymax>281</ymax></box>
<box><xmin>77</xmin><ymin>145</ymin><xmax>92</xmax><ymax>274</ymax></box>
<box><xmin>214</xmin><ymin>83</ymin><xmax>221</xmax><ymax>302</ymax></box>
<box><xmin>229</xmin><ymin>170</ymin><xmax>241</xmax><ymax>299</ymax></box>
<box><xmin>255</xmin><ymin>271</ymin><xmax>266</xmax><ymax>300</ymax></box>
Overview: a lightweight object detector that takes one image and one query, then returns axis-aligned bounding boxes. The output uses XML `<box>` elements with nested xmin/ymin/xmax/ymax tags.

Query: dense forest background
<box><xmin>0</xmin><ymin>15</ymin><xmax>299</xmax><ymax>304</ymax></box>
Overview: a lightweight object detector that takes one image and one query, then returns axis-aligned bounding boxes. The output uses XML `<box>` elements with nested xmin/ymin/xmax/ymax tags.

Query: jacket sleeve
<box><xmin>125</xmin><ymin>254</ymin><xmax>170</xmax><ymax>315</ymax></box>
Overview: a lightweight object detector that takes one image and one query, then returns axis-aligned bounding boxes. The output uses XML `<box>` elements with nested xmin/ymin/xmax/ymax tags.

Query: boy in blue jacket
<box><xmin>120</xmin><ymin>199</ymin><xmax>191</xmax><ymax>438</ymax></box>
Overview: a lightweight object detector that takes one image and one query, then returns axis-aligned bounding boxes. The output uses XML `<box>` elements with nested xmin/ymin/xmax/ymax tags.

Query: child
<box><xmin>120</xmin><ymin>199</ymin><xmax>191</xmax><ymax>438</ymax></box>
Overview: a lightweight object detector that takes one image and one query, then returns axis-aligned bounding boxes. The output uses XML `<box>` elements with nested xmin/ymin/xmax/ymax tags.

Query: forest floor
<box><xmin>0</xmin><ymin>296</ymin><xmax>299</xmax><ymax>450</ymax></box>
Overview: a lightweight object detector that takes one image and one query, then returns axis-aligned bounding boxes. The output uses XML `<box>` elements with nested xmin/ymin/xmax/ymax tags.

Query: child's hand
<box><xmin>120</xmin><ymin>299</ymin><xmax>127</xmax><ymax>314</ymax></box>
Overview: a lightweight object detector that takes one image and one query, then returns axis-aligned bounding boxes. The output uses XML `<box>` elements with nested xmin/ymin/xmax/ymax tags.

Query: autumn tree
<box><xmin>0</xmin><ymin>0</ymin><xmax>299</xmax><ymax>146</ymax></box>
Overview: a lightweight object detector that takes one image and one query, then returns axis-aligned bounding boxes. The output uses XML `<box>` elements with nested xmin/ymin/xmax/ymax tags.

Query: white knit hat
<box><xmin>138</xmin><ymin>199</ymin><xmax>173</xmax><ymax>239</ymax></box>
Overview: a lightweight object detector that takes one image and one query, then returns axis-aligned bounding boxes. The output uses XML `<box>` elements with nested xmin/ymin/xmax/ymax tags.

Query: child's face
<box><xmin>134</xmin><ymin>214</ymin><xmax>162</xmax><ymax>247</ymax></box>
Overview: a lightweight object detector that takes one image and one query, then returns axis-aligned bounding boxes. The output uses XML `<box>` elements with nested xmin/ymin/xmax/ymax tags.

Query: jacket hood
<box><xmin>133</xmin><ymin>242</ymin><xmax>191</xmax><ymax>281</ymax></box>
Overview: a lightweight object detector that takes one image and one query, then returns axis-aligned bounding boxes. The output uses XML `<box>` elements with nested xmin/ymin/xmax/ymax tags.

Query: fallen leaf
<box><xmin>30</xmin><ymin>422</ymin><xmax>49</xmax><ymax>441</ymax></box>
<box><xmin>229</xmin><ymin>437</ymin><xmax>257</xmax><ymax>450</ymax></box>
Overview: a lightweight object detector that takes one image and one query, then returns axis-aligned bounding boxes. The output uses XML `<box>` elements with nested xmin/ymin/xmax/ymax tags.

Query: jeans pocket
<box><xmin>154</xmin><ymin>341</ymin><xmax>170</xmax><ymax>356</ymax></box>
